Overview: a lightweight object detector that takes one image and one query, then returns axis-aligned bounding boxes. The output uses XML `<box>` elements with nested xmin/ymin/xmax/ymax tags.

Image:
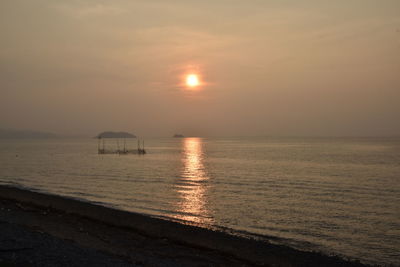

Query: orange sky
<box><xmin>1</xmin><ymin>0</ymin><xmax>399</xmax><ymax>136</ymax></box>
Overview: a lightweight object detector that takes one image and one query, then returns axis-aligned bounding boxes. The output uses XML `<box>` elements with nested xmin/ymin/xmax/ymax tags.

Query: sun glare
<box><xmin>186</xmin><ymin>74</ymin><xmax>199</xmax><ymax>87</ymax></box>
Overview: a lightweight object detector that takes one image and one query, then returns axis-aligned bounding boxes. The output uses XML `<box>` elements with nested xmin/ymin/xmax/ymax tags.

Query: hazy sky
<box><xmin>1</xmin><ymin>0</ymin><xmax>399</xmax><ymax>137</ymax></box>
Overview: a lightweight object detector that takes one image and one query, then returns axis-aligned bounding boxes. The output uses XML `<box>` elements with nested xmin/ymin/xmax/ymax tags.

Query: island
<box><xmin>96</xmin><ymin>131</ymin><xmax>136</xmax><ymax>139</ymax></box>
<box><xmin>173</xmin><ymin>134</ymin><xmax>184</xmax><ymax>138</ymax></box>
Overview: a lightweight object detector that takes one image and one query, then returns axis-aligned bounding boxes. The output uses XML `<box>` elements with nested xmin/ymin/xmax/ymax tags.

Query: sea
<box><xmin>0</xmin><ymin>137</ymin><xmax>399</xmax><ymax>265</ymax></box>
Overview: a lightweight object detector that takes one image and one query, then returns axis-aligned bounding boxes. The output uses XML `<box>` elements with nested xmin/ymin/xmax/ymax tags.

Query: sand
<box><xmin>0</xmin><ymin>185</ymin><xmax>368</xmax><ymax>266</ymax></box>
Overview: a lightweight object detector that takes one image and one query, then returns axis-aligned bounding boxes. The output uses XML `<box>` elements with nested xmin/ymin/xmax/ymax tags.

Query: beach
<box><xmin>0</xmin><ymin>185</ymin><xmax>368</xmax><ymax>266</ymax></box>
<box><xmin>2</xmin><ymin>0</ymin><xmax>400</xmax><ymax>265</ymax></box>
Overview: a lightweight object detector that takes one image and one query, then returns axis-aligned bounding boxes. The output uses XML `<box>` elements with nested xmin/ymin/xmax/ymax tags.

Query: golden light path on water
<box><xmin>174</xmin><ymin>138</ymin><xmax>212</xmax><ymax>224</ymax></box>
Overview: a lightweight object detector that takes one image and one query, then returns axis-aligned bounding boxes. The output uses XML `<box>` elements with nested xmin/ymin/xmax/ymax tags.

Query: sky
<box><xmin>1</xmin><ymin>0</ymin><xmax>399</xmax><ymax>137</ymax></box>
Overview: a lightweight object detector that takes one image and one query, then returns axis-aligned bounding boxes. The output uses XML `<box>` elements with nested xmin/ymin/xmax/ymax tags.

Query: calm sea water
<box><xmin>0</xmin><ymin>137</ymin><xmax>399</xmax><ymax>265</ymax></box>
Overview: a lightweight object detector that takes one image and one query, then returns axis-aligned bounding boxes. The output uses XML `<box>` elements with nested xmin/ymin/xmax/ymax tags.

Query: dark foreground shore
<box><xmin>0</xmin><ymin>185</ymin><xmax>368</xmax><ymax>267</ymax></box>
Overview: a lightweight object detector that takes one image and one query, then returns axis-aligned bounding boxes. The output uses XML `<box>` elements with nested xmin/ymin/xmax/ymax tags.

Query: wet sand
<box><xmin>0</xmin><ymin>185</ymin><xmax>368</xmax><ymax>266</ymax></box>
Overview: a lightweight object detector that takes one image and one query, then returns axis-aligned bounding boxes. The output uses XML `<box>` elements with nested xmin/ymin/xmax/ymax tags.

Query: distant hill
<box><xmin>96</xmin><ymin>131</ymin><xmax>136</xmax><ymax>139</ymax></box>
<box><xmin>173</xmin><ymin>134</ymin><xmax>184</xmax><ymax>138</ymax></box>
<box><xmin>0</xmin><ymin>128</ymin><xmax>57</xmax><ymax>139</ymax></box>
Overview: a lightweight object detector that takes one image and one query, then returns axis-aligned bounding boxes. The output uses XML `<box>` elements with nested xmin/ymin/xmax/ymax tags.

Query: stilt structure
<box><xmin>98</xmin><ymin>137</ymin><xmax>146</xmax><ymax>155</ymax></box>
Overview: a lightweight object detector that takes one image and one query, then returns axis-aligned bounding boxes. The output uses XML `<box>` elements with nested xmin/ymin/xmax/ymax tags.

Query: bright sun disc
<box><xmin>186</xmin><ymin>74</ymin><xmax>199</xmax><ymax>87</ymax></box>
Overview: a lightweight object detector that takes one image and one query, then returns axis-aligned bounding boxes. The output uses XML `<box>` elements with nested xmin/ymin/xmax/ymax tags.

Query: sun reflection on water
<box><xmin>174</xmin><ymin>138</ymin><xmax>212</xmax><ymax>224</ymax></box>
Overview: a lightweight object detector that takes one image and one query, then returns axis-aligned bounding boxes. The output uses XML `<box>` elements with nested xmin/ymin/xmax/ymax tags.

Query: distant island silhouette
<box><xmin>173</xmin><ymin>134</ymin><xmax>184</xmax><ymax>138</ymax></box>
<box><xmin>96</xmin><ymin>131</ymin><xmax>136</xmax><ymax>139</ymax></box>
<box><xmin>0</xmin><ymin>128</ymin><xmax>57</xmax><ymax>139</ymax></box>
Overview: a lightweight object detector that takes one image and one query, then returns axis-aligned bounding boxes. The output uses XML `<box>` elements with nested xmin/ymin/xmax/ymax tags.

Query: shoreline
<box><xmin>0</xmin><ymin>185</ymin><xmax>368</xmax><ymax>266</ymax></box>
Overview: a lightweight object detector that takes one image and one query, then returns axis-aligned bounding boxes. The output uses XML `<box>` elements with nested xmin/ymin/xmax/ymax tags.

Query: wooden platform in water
<box><xmin>98</xmin><ymin>149</ymin><xmax>146</xmax><ymax>155</ymax></box>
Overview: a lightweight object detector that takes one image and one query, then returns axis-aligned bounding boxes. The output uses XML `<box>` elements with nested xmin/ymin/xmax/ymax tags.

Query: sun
<box><xmin>186</xmin><ymin>74</ymin><xmax>199</xmax><ymax>87</ymax></box>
